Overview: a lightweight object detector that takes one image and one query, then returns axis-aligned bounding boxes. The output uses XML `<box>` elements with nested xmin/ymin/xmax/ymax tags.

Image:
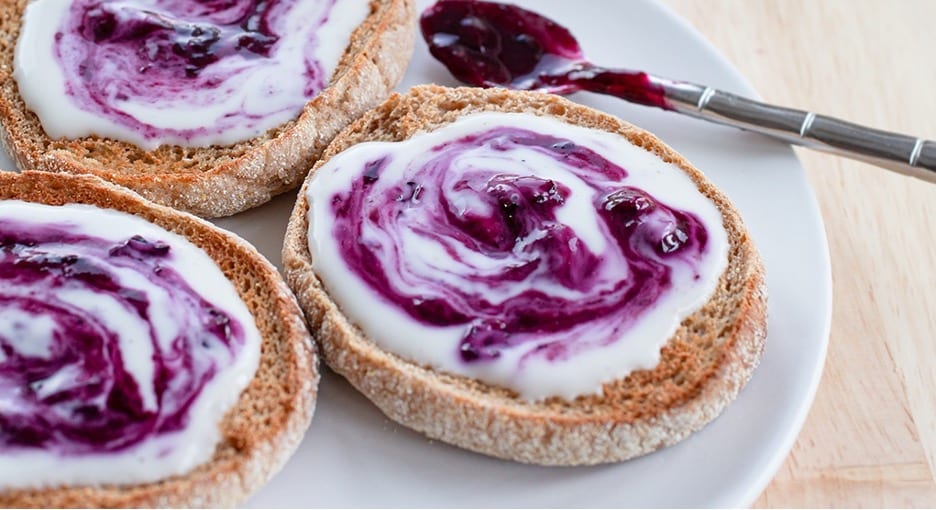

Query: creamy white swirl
<box><xmin>14</xmin><ymin>0</ymin><xmax>369</xmax><ymax>149</ymax></box>
<box><xmin>0</xmin><ymin>201</ymin><xmax>261</xmax><ymax>489</ymax></box>
<box><xmin>307</xmin><ymin>112</ymin><xmax>729</xmax><ymax>400</ymax></box>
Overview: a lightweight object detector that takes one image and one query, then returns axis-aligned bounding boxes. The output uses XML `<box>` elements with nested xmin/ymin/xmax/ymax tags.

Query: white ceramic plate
<box><xmin>0</xmin><ymin>0</ymin><xmax>828</xmax><ymax>506</ymax></box>
<box><xmin>218</xmin><ymin>0</ymin><xmax>832</xmax><ymax>506</ymax></box>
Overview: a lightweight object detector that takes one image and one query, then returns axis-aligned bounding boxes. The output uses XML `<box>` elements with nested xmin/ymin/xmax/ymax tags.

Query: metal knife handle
<box><xmin>656</xmin><ymin>78</ymin><xmax>936</xmax><ymax>183</ymax></box>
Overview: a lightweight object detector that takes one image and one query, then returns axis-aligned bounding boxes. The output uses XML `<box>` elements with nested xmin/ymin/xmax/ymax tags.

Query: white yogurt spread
<box><xmin>306</xmin><ymin>112</ymin><xmax>729</xmax><ymax>401</ymax></box>
<box><xmin>0</xmin><ymin>201</ymin><xmax>262</xmax><ymax>489</ymax></box>
<box><xmin>13</xmin><ymin>0</ymin><xmax>370</xmax><ymax>149</ymax></box>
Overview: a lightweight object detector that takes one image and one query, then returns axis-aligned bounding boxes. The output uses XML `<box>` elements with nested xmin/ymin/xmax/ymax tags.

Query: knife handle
<box><xmin>657</xmin><ymin>78</ymin><xmax>936</xmax><ymax>183</ymax></box>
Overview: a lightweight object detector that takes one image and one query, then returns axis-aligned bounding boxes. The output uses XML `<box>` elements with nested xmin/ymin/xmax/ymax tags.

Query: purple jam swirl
<box><xmin>328</xmin><ymin>127</ymin><xmax>707</xmax><ymax>363</ymax></box>
<box><xmin>80</xmin><ymin>0</ymin><xmax>280</xmax><ymax>78</ymax></box>
<box><xmin>50</xmin><ymin>0</ymin><xmax>337</xmax><ymax>144</ymax></box>
<box><xmin>420</xmin><ymin>0</ymin><xmax>670</xmax><ymax>109</ymax></box>
<box><xmin>0</xmin><ymin>223</ymin><xmax>247</xmax><ymax>455</ymax></box>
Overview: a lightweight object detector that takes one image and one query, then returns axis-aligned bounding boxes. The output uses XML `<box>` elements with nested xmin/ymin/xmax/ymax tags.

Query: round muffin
<box><xmin>0</xmin><ymin>0</ymin><xmax>416</xmax><ymax>217</ymax></box>
<box><xmin>282</xmin><ymin>85</ymin><xmax>767</xmax><ymax>466</ymax></box>
<box><xmin>0</xmin><ymin>170</ymin><xmax>317</xmax><ymax>507</ymax></box>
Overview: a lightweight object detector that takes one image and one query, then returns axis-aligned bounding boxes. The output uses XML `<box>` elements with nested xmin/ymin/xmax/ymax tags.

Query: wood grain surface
<box><xmin>661</xmin><ymin>0</ymin><xmax>936</xmax><ymax>506</ymax></box>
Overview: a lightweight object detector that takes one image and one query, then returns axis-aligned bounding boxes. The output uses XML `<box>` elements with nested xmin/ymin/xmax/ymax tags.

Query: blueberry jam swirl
<box><xmin>79</xmin><ymin>0</ymin><xmax>282</xmax><ymax>79</ymax></box>
<box><xmin>0</xmin><ymin>202</ymin><xmax>260</xmax><ymax>489</ymax></box>
<box><xmin>307</xmin><ymin>113</ymin><xmax>728</xmax><ymax>400</ymax></box>
<box><xmin>14</xmin><ymin>0</ymin><xmax>369</xmax><ymax>149</ymax></box>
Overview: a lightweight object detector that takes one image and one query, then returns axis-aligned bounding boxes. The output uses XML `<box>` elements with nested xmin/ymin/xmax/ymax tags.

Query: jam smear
<box><xmin>0</xmin><ymin>224</ymin><xmax>245</xmax><ymax>455</ymax></box>
<box><xmin>80</xmin><ymin>0</ymin><xmax>280</xmax><ymax>77</ymax></box>
<box><xmin>28</xmin><ymin>0</ymin><xmax>356</xmax><ymax>147</ymax></box>
<box><xmin>420</xmin><ymin>0</ymin><xmax>669</xmax><ymax>109</ymax></box>
<box><xmin>329</xmin><ymin>127</ymin><xmax>707</xmax><ymax>363</ymax></box>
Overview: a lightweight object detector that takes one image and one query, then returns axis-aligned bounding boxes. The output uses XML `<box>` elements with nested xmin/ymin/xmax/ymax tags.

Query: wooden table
<box><xmin>661</xmin><ymin>0</ymin><xmax>936</xmax><ymax>506</ymax></box>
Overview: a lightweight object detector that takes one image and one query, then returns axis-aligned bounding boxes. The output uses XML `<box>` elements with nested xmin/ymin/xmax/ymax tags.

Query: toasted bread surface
<box><xmin>0</xmin><ymin>0</ymin><xmax>416</xmax><ymax>218</ymax></box>
<box><xmin>282</xmin><ymin>85</ymin><xmax>767</xmax><ymax>465</ymax></box>
<box><xmin>0</xmin><ymin>170</ymin><xmax>317</xmax><ymax>507</ymax></box>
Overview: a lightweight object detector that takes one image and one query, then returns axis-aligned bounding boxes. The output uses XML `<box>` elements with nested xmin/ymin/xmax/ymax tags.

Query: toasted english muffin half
<box><xmin>0</xmin><ymin>0</ymin><xmax>416</xmax><ymax>218</ymax></box>
<box><xmin>0</xmin><ymin>170</ymin><xmax>317</xmax><ymax>507</ymax></box>
<box><xmin>283</xmin><ymin>85</ymin><xmax>767</xmax><ymax>465</ymax></box>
